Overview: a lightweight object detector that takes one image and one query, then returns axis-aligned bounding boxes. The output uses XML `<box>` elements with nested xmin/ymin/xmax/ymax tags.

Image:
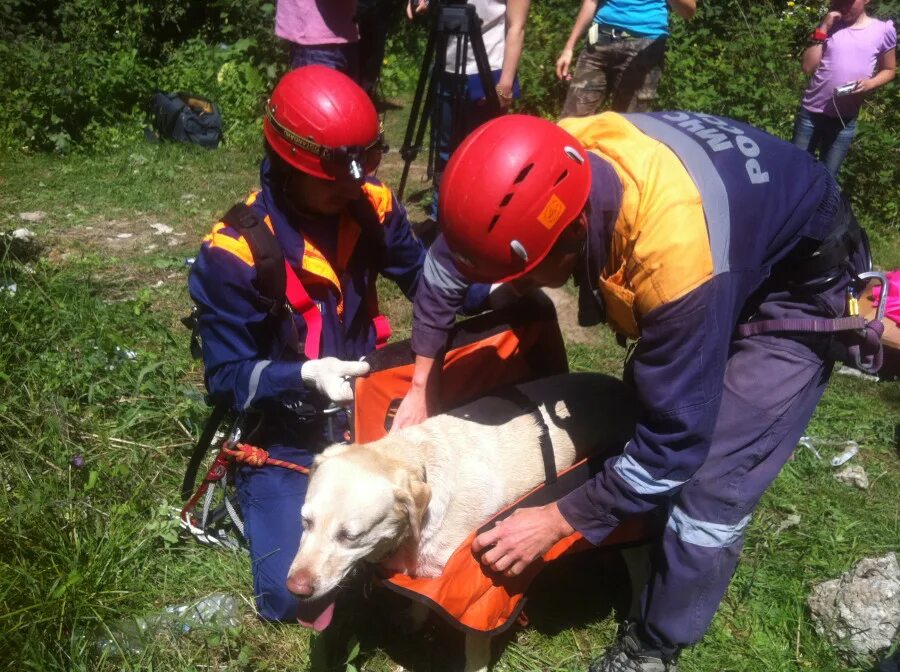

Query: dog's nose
<box><xmin>287</xmin><ymin>568</ymin><xmax>315</xmax><ymax>598</ymax></box>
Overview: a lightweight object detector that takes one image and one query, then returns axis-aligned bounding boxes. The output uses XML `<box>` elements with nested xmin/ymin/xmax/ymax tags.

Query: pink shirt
<box><xmin>802</xmin><ymin>17</ymin><xmax>896</xmax><ymax>119</ymax></box>
<box><xmin>275</xmin><ymin>0</ymin><xmax>359</xmax><ymax>46</ymax></box>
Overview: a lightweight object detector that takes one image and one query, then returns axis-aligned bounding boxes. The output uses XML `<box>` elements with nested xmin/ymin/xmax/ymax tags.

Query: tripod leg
<box><xmin>398</xmin><ymin>25</ymin><xmax>439</xmax><ymax>199</ymax></box>
<box><xmin>466</xmin><ymin>10</ymin><xmax>501</xmax><ymax>116</ymax></box>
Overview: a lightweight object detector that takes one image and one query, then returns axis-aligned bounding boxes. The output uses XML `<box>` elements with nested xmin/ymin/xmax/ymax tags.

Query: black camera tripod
<box><xmin>397</xmin><ymin>1</ymin><xmax>501</xmax><ymax>201</ymax></box>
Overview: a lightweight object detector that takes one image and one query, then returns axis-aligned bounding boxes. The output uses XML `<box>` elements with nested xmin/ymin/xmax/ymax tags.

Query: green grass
<box><xmin>1</xmin><ymin>115</ymin><xmax>898</xmax><ymax>672</ymax></box>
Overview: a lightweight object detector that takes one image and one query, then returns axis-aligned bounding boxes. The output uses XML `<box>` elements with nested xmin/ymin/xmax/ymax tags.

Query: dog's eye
<box><xmin>336</xmin><ymin>527</ymin><xmax>360</xmax><ymax>543</ymax></box>
<box><xmin>302</xmin><ymin>516</ymin><xmax>313</xmax><ymax>531</ymax></box>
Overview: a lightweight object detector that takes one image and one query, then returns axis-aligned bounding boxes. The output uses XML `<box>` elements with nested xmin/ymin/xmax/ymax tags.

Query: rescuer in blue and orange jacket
<box><xmin>188</xmin><ymin>66</ymin><xmax>486</xmax><ymax>626</ymax></box>
<box><xmin>393</xmin><ymin>112</ymin><xmax>882</xmax><ymax>670</ymax></box>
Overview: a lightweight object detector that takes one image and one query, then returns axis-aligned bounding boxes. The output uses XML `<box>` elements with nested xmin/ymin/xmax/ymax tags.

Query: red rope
<box><xmin>222</xmin><ymin>442</ymin><xmax>310</xmax><ymax>475</ymax></box>
<box><xmin>180</xmin><ymin>441</ymin><xmax>309</xmax><ymax>527</ymax></box>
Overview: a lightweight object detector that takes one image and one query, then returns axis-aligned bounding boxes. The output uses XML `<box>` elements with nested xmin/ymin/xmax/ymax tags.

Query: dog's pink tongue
<box><xmin>298</xmin><ymin>601</ymin><xmax>335</xmax><ymax>632</ymax></box>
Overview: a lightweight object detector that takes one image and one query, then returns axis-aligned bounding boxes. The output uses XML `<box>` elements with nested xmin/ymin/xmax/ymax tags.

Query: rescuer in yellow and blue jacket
<box><xmin>395</xmin><ymin>111</ymin><xmax>881</xmax><ymax>671</ymax></box>
<box><xmin>188</xmin><ymin>66</ymin><xmax>486</xmax><ymax>626</ymax></box>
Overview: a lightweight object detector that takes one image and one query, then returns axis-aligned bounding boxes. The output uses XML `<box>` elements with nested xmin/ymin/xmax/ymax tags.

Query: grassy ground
<box><xmin>0</xmin><ymin>108</ymin><xmax>898</xmax><ymax>672</ymax></box>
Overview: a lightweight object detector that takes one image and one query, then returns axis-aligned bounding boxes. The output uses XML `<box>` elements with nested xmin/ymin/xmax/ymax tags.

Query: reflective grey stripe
<box><xmin>667</xmin><ymin>506</ymin><xmax>751</xmax><ymax>548</ymax></box>
<box><xmin>423</xmin><ymin>248</ymin><xmax>468</xmax><ymax>293</ymax></box>
<box><xmin>614</xmin><ymin>452</ymin><xmax>685</xmax><ymax>495</ymax></box>
<box><xmin>626</xmin><ymin>113</ymin><xmax>732</xmax><ymax>275</ymax></box>
<box><xmin>243</xmin><ymin>360</ymin><xmax>271</xmax><ymax>410</ymax></box>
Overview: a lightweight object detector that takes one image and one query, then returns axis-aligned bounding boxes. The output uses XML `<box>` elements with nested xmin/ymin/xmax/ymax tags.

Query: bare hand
<box><xmin>391</xmin><ymin>386</ymin><xmax>429</xmax><ymax>432</ymax></box>
<box><xmin>556</xmin><ymin>48</ymin><xmax>574</xmax><ymax>80</ymax></box>
<box><xmin>406</xmin><ymin>0</ymin><xmax>428</xmax><ymax>21</ymax></box>
<box><xmin>852</xmin><ymin>78</ymin><xmax>873</xmax><ymax>94</ymax></box>
<box><xmin>472</xmin><ymin>504</ymin><xmax>574</xmax><ymax>577</ymax></box>
<box><xmin>820</xmin><ymin>10</ymin><xmax>842</xmax><ymax>30</ymax></box>
<box><xmin>496</xmin><ymin>85</ymin><xmax>514</xmax><ymax>110</ymax></box>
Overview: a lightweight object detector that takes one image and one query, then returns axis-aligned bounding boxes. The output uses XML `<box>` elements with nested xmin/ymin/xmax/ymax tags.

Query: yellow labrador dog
<box><xmin>287</xmin><ymin>372</ymin><xmax>633</xmax><ymax>671</ymax></box>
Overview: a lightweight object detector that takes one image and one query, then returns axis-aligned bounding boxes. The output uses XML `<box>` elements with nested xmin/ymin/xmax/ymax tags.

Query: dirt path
<box><xmin>541</xmin><ymin>286</ymin><xmax>599</xmax><ymax>345</ymax></box>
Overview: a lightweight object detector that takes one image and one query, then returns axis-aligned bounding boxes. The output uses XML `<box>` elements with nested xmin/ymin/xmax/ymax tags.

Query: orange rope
<box><xmin>222</xmin><ymin>442</ymin><xmax>310</xmax><ymax>475</ymax></box>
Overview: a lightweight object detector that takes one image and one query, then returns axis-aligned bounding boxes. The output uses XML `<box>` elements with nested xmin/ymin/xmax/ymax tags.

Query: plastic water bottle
<box><xmin>96</xmin><ymin>593</ymin><xmax>240</xmax><ymax>656</ymax></box>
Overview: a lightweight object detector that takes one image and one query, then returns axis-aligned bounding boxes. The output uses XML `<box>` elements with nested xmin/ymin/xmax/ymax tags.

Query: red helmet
<box><xmin>264</xmin><ymin>65</ymin><xmax>383</xmax><ymax>181</ymax></box>
<box><xmin>439</xmin><ymin>115</ymin><xmax>592</xmax><ymax>283</ymax></box>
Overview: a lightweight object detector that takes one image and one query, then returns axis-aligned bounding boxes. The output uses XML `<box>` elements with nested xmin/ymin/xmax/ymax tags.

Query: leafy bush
<box><xmin>0</xmin><ymin>0</ymin><xmax>281</xmax><ymax>152</ymax></box>
<box><xmin>658</xmin><ymin>0</ymin><xmax>899</xmax><ymax>241</ymax></box>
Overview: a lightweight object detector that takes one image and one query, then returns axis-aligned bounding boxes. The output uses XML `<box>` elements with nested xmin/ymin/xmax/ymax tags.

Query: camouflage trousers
<box><xmin>560</xmin><ymin>32</ymin><xmax>667</xmax><ymax>118</ymax></box>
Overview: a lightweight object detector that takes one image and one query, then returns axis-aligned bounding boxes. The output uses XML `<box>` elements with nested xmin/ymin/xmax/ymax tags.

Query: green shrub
<box><xmin>659</xmin><ymin>0</ymin><xmax>899</xmax><ymax>241</ymax></box>
<box><xmin>0</xmin><ymin>0</ymin><xmax>281</xmax><ymax>152</ymax></box>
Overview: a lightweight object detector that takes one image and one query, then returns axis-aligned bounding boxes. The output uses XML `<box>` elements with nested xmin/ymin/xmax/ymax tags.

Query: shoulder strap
<box><xmin>221</xmin><ymin>203</ymin><xmax>286</xmax><ymax>316</ymax></box>
<box><xmin>349</xmin><ymin>192</ymin><xmax>387</xmax><ymax>268</ymax></box>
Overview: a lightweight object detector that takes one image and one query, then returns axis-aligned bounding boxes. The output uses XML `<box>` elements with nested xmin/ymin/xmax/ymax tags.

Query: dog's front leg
<box><xmin>463</xmin><ymin>632</ymin><xmax>492</xmax><ymax>672</ymax></box>
<box><xmin>397</xmin><ymin>600</ymin><xmax>430</xmax><ymax>634</ymax></box>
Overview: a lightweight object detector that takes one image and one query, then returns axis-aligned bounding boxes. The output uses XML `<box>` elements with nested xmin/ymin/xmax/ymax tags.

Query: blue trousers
<box><xmin>639</xmin><ymin>256</ymin><xmax>862</xmax><ymax>655</ymax></box>
<box><xmin>236</xmin><ymin>442</ymin><xmax>315</xmax><ymax>621</ymax></box>
<box><xmin>290</xmin><ymin>42</ymin><xmax>360</xmax><ymax>81</ymax></box>
<box><xmin>791</xmin><ymin>106</ymin><xmax>857</xmax><ymax>177</ymax></box>
<box><xmin>429</xmin><ymin>72</ymin><xmax>509</xmax><ymax>219</ymax></box>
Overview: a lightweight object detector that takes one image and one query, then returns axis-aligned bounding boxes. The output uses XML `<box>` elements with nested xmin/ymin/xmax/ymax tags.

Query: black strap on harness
<box><xmin>220</xmin><ymin>204</ymin><xmax>287</xmax><ymax>317</ymax></box>
<box><xmin>776</xmin><ymin>196</ymin><xmax>867</xmax><ymax>288</ymax></box>
<box><xmin>181</xmin><ymin>400</ymin><xmax>233</xmax><ymax>502</ymax></box>
<box><xmin>504</xmin><ymin>388</ymin><xmax>557</xmax><ymax>486</ymax></box>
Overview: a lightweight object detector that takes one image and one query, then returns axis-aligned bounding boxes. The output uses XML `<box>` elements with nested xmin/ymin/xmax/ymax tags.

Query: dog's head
<box><xmin>286</xmin><ymin>441</ymin><xmax>431</xmax><ymax>604</ymax></box>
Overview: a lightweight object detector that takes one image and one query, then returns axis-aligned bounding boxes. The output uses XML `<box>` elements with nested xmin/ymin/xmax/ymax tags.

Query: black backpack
<box><xmin>146</xmin><ymin>92</ymin><xmax>223</xmax><ymax>149</ymax></box>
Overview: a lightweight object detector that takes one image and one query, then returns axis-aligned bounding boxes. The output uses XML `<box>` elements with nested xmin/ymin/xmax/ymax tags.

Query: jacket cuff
<box><xmin>411</xmin><ymin>323</ymin><xmax>451</xmax><ymax>358</ymax></box>
<box><xmin>254</xmin><ymin>360</ymin><xmax>306</xmax><ymax>407</ymax></box>
<box><xmin>557</xmin><ymin>486</ymin><xmax>620</xmax><ymax>547</ymax></box>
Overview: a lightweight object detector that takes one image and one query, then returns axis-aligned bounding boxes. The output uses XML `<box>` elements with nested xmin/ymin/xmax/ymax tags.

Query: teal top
<box><xmin>594</xmin><ymin>0</ymin><xmax>670</xmax><ymax>39</ymax></box>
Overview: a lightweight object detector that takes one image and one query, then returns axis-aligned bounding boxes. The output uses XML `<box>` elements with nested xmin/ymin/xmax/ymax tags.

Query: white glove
<box><xmin>300</xmin><ymin>357</ymin><xmax>371</xmax><ymax>404</ymax></box>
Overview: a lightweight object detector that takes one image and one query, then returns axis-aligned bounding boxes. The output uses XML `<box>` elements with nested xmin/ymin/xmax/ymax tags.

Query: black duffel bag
<box><xmin>146</xmin><ymin>92</ymin><xmax>223</xmax><ymax>149</ymax></box>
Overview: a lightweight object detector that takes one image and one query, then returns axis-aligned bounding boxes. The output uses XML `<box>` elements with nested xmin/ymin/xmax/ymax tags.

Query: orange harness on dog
<box><xmin>371</xmin><ymin>444</ymin><xmax>661</xmax><ymax>635</ymax></box>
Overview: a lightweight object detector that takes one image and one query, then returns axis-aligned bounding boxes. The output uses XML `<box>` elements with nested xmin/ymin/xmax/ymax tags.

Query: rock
<box><xmin>18</xmin><ymin>211</ymin><xmax>46</xmax><ymax>223</ymax></box>
<box><xmin>808</xmin><ymin>553</ymin><xmax>900</xmax><ymax>659</ymax></box>
<box><xmin>834</xmin><ymin>465</ymin><xmax>869</xmax><ymax>489</ymax></box>
<box><xmin>0</xmin><ymin>227</ymin><xmax>42</xmax><ymax>262</ymax></box>
<box><xmin>150</xmin><ymin>223</ymin><xmax>173</xmax><ymax>235</ymax></box>
<box><xmin>775</xmin><ymin>513</ymin><xmax>802</xmax><ymax>535</ymax></box>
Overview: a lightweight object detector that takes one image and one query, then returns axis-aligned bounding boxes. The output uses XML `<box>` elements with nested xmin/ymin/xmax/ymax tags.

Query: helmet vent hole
<box><xmin>554</xmin><ymin>170</ymin><xmax>568</xmax><ymax>186</ymax></box>
<box><xmin>513</xmin><ymin>164</ymin><xmax>534</xmax><ymax>184</ymax></box>
<box><xmin>563</xmin><ymin>146</ymin><xmax>584</xmax><ymax>164</ymax></box>
<box><xmin>488</xmin><ymin>214</ymin><xmax>501</xmax><ymax>231</ymax></box>
<box><xmin>499</xmin><ymin>193</ymin><xmax>514</xmax><ymax>208</ymax></box>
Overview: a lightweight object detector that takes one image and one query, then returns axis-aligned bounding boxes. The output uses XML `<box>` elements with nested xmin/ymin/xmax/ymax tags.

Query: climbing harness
<box><xmin>738</xmin><ymin>270</ymin><xmax>889</xmax><ymax>375</ymax></box>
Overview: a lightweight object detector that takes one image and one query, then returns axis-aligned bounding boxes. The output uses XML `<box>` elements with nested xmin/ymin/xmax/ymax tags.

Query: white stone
<box><xmin>17</xmin><ymin>211</ymin><xmax>46</xmax><ymax>223</ymax></box>
<box><xmin>150</xmin><ymin>223</ymin><xmax>174</xmax><ymax>235</ymax></box>
<box><xmin>11</xmin><ymin>227</ymin><xmax>35</xmax><ymax>241</ymax></box>
<box><xmin>834</xmin><ymin>465</ymin><xmax>869</xmax><ymax>489</ymax></box>
<box><xmin>808</xmin><ymin>553</ymin><xmax>900</xmax><ymax>658</ymax></box>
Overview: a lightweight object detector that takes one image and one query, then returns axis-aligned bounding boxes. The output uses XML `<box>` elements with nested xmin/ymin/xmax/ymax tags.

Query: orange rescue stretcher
<box><xmin>351</xmin><ymin>292</ymin><xmax>663</xmax><ymax>636</ymax></box>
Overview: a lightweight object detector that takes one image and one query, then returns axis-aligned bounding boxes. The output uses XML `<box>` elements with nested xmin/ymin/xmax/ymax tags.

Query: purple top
<box><xmin>275</xmin><ymin>0</ymin><xmax>359</xmax><ymax>46</ymax></box>
<box><xmin>802</xmin><ymin>17</ymin><xmax>896</xmax><ymax>119</ymax></box>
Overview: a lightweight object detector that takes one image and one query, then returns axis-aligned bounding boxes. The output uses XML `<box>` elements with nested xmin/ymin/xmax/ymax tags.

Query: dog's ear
<box><xmin>393</xmin><ymin>467</ymin><xmax>431</xmax><ymax>543</ymax></box>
